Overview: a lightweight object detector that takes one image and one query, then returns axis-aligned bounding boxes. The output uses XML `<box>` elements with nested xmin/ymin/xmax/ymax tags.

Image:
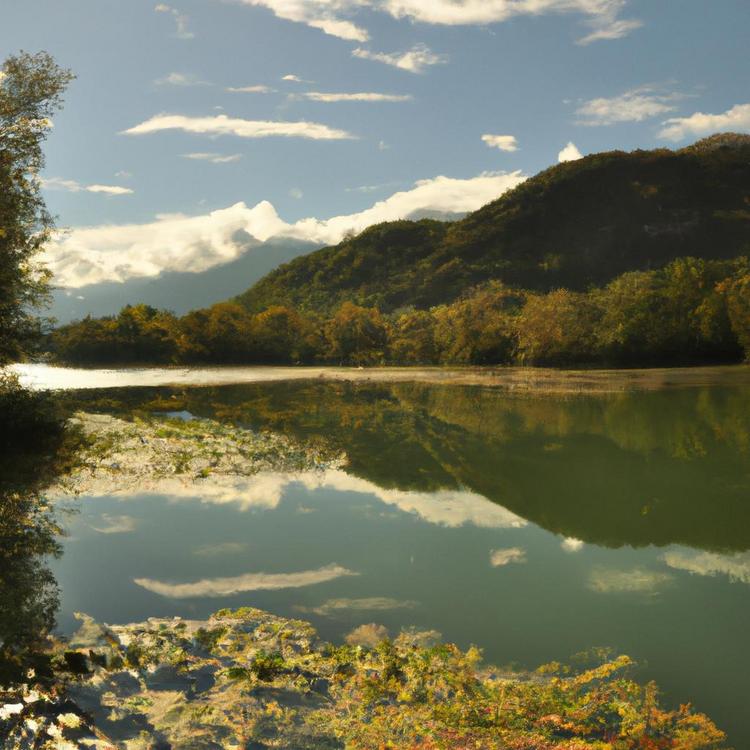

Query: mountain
<box><xmin>49</xmin><ymin>238</ymin><xmax>318</xmax><ymax>323</ymax></box>
<box><xmin>236</xmin><ymin>134</ymin><xmax>750</xmax><ymax>315</ymax></box>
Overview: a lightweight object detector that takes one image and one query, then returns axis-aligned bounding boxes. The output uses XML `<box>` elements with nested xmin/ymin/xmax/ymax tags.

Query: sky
<box><xmin>2</xmin><ymin>0</ymin><xmax>749</xmax><ymax>289</ymax></box>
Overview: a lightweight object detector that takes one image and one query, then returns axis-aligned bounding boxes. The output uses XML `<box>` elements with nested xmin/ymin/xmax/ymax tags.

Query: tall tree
<box><xmin>0</xmin><ymin>51</ymin><xmax>74</xmax><ymax>363</ymax></box>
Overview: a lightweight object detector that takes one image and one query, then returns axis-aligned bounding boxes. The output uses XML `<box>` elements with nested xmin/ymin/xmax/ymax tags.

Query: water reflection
<box><xmin>0</xmin><ymin>411</ymin><xmax>78</xmax><ymax>684</ymax></box>
<box><xmin>13</xmin><ymin>374</ymin><xmax>750</xmax><ymax>745</ymax></box>
<box><xmin>65</xmin><ymin>379</ymin><xmax>750</xmax><ymax>552</ymax></box>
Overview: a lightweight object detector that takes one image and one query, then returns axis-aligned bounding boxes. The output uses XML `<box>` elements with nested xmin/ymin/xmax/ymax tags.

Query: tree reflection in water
<box><xmin>0</xmin><ymin>379</ymin><xmax>80</xmax><ymax>685</ymax></box>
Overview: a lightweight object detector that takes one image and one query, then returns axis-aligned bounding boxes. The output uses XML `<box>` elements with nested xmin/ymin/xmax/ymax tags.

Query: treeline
<box><xmin>50</xmin><ymin>257</ymin><xmax>750</xmax><ymax>367</ymax></box>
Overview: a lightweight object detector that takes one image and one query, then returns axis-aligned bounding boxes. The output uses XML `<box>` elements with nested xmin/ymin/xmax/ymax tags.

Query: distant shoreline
<box><xmin>9</xmin><ymin>361</ymin><xmax>750</xmax><ymax>394</ymax></box>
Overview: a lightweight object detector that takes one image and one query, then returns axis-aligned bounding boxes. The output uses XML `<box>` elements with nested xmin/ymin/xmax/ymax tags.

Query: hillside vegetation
<box><xmin>50</xmin><ymin>135</ymin><xmax>750</xmax><ymax>368</ymax></box>
<box><xmin>236</xmin><ymin>134</ymin><xmax>750</xmax><ymax>315</ymax></box>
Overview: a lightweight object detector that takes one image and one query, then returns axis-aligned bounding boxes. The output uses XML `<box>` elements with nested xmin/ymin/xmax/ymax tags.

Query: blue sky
<box><xmin>2</xmin><ymin>0</ymin><xmax>749</xmax><ymax>288</ymax></box>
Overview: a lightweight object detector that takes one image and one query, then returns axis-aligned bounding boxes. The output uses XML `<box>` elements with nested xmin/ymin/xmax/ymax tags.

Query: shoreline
<box><xmin>10</xmin><ymin>361</ymin><xmax>750</xmax><ymax>394</ymax></box>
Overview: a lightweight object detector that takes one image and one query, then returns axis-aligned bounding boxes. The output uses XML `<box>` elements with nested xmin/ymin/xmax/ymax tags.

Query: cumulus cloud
<box><xmin>297</xmin><ymin>91</ymin><xmax>412</xmax><ymax>102</ymax></box>
<box><xmin>558</xmin><ymin>141</ymin><xmax>583</xmax><ymax>162</ymax></box>
<box><xmin>134</xmin><ymin>563</ymin><xmax>358</xmax><ymax>598</ymax></box>
<box><xmin>561</xmin><ymin>537</ymin><xmax>584</xmax><ymax>552</ymax></box>
<box><xmin>489</xmin><ymin>547</ymin><xmax>526</xmax><ymax>567</ymax></box>
<box><xmin>154</xmin><ymin>3</ymin><xmax>194</xmax><ymax>39</ymax></box>
<box><xmin>352</xmin><ymin>44</ymin><xmax>447</xmax><ymax>73</ymax></box>
<box><xmin>46</xmin><ymin>466</ymin><xmax>528</xmax><ymax>531</ymax></box>
<box><xmin>44</xmin><ymin>169</ymin><xmax>525</xmax><ymax>288</ymax></box>
<box><xmin>226</xmin><ymin>84</ymin><xmax>276</xmax><ymax>93</ymax></box>
<box><xmin>233</xmin><ymin>1</ymin><xmax>640</xmax><ymax>44</ymax></box>
<box><xmin>303</xmin><ymin>470</ymin><xmax>529</xmax><ymax>529</ymax></box>
<box><xmin>42</xmin><ymin>177</ymin><xmax>133</xmax><ymax>196</ymax></box>
<box><xmin>576</xmin><ymin>87</ymin><xmax>680</xmax><ymax>126</ymax></box>
<box><xmin>181</xmin><ymin>152</ymin><xmax>243</xmax><ymax>163</ymax></box>
<box><xmin>657</xmin><ymin>102</ymin><xmax>750</xmax><ymax>141</ymax></box>
<box><xmin>662</xmin><ymin>550</ymin><xmax>750</xmax><ymax>584</ymax></box>
<box><xmin>155</xmin><ymin>72</ymin><xmax>209</xmax><ymax>87</ymax></box>
<box><xmin>482</xmin><ymin>134</ymin><xmax>518</xmax><ymax>152</ymax></box>
<box><xmin>123</xmin><ymin>113</ymin><xmax>355</xmax><ymax>140</ymax></box>
<box><xmin>282</xmin><ymin>74</ymin><xmax>306</xmax><ymax>82</ymax></box>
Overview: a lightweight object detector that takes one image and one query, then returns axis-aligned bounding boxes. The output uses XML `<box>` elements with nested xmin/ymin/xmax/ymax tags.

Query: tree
<box><xmin>250</xmin><ymin>305</ymin><xmax>312</xmax><ymax>363</ymax></box>
<box><xmin>390</xmin><ymin>309</ymin><xmax>438</xmax><ymax>364</ymax></box>
<box><xmin>179</xmin><ymin>303</ymin><xmax>253</xmax><ymax>363</ymax></box>
<box><xmin>433</xmin><ymin>283</ymin><xmax>523</xmax><ymax>364</ymax></box>
<box><xmin>719</xmin><ymin>271</ymin><xmax>750</xmax><ymax>360</ymax></box>
<box><xmin>0</xmin><ymin>52</ymin><xmax>74</xmax><ymax>363</ymax></box>
<box><xmin>324</xmin><ymin>302</ymin><xmax>388</xmax><ymax>365</ymax></box>
<box><xmin>516</xmin><ymin>289</ymin><xmax>600</xmax><ymax>365</ymax></box>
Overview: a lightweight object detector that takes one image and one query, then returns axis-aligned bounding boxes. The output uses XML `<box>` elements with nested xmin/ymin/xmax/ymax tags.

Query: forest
<box><xmin>50</xmin><ymin>256</ymin><xmax>750</xmax><ymax>367</ymax></box>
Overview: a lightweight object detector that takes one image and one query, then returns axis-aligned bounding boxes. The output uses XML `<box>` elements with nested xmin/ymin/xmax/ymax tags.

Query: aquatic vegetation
<box><xmin>0</xmin><ymin>607</ymin><xmax>727</xmax><ymax>749</ymax></box>
<box><xmin>53</xmin><ymin>411</ymin><xmax>346</xmax><ymax>498</ymax></box>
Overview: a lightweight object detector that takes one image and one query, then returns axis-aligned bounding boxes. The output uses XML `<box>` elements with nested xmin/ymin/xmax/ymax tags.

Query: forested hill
<box><xmin>236</xmin><ymin>133</ymin><xmax>750</xmax><ymax>315</ymax></box>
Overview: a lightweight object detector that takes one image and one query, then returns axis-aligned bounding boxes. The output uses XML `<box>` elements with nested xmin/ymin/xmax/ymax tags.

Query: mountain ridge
<box><xmin>235</xmin><ymin>134</ymin><xmax>750</xmax><ymax>315</ymax></box>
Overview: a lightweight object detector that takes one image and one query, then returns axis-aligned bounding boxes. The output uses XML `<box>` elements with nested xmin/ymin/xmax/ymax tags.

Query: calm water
<box><xmin>21</xmin><ymin>371</ymin><xmax>750</xmax><ymax>744</ymax></box>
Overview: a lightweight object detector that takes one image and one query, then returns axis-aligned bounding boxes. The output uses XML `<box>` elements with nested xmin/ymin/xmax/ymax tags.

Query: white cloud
<box><xmin>134</xmin><ymin>563</ymin><xmax>358</xmax><ymax>598</ymax></box>
<box><xmin>226</xmin><ymin>84</ymin><xmax>275</xmax><ymax>93</ymax></box>
<box><xmin>90</xmin><ymin>514</ymin><xmax>137</xmax><ymax>534</ymax></box>
<box><xmin>576</xmin><ymin>17</ymin><xmax>642</xmax><ymax>45</ymax></box>
<box><xmin>289</xmin><ymin>187</ymin><xmax>304</xmax><ymax>199</ymax></box>
<box><xmin>233</xmin><ymin>1</ymin><xmax>640</xmax><ymax>44</ymax></box>
<box><xmin>42</xmin><ymin>177</ymin><xmax>134</xmax><ymax>196</ymax></box>
<box><xmin>490</xmin><ymin>547</ymin><xmax>526</xmax><ymax>566</ymax></box>
<box><xmin>235</xmin><ymin>0</ymin><xmax>369</xmax><ymax>41</ymax></box>
<box><xmin>482</xmin><ymin>134</ymin><xmax>518</xmax><ymax>152</ymax></box>
<box><xmin>658</xmin><ymin>102</ymin><xmax>750</xmax><ymax>141</ymax></box>
<box><xmin>576</xmin><ymin>87</ymin><xmax>680</xmax><ymax>126</ymax></box>
<box><xmin>282</xmin><ymin>74</ymin><xmax>306</xmax><ymax>82</ymax></box>
<box><xmin>300</xmin><ymin>470</ymin><xmax>528</xmax><ymax>529</ymax></box>
<box><xmin>181</xmin><ymin>152</ymin><xmax>243</xmax><ymax>163</ymax></box>
<box><xmin>558</xmin><ymin>141</ymin><xmax>583</xmax><ymax>162</ymax></box>
<box><xmin>297</xmin><ymin>597</ymin><xmax>418</xmax><ymax>616</ymax></box>
<box><xmin>154</xmin><ymin>3</ymin><xmax>194</xmax><ymax>39</ymax></box>
<box><xmin>352</xmin><ymin>44</ymin><xmax>447</xmax><ymax>73</ymax></box>
<box><xmin>123</xmin><ymin>113</ymin><xmax>356</xmax><ymax>140</ymax></box>
<box><xmin>48</xmin><ymin>468</ymin><xmax>528</xmax><ymax>531</ymax></box>
<box><xmin>45</xmin><ymin>169</ymin><xmax>525</xmax><ymax>288</ymax></box>
<box><xmin>155</xmin><ymin>72</ymin><xmax>209</xmax><ymax>87</ymax></box>
<box><xmin>298</xmin><ymin>91</ymin><xmax>412</xmax><ymax>102</ymax></box>
<box><xmin>588</xmin><ymin>567</ymin><xmax>672</xmax><ymax>594</ymax></box>
<box><xmin>561</xmin><ymin>537</ymin><xmax>584</xmax><ymax>552</ymax></box>
<box><xmin>114</xmin><ymin>170</ymin><xmax>133</xmax><ymax>179</ymax></box>
<box><xmin>662</xmin><ymin>550</ymin><xmax>750</xmax><ymax>585</ymax></box>
<box><xmin>86</xmin><ymin>184</ymin><xmax>136</xmax><ymax>195</ymax></box>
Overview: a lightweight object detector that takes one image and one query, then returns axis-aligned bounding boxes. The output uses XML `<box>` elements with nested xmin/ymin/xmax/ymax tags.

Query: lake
<box><xmin>9</xmin><ymin>365</ymin><xmax>750</xmax><ymax>745</ymax></box>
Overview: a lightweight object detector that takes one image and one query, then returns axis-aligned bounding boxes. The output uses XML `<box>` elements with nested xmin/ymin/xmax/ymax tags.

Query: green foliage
<box><xmin>49</xmin><ymin>257</ymin><xmax>750</xmax><ymax>367</ymax></box>
<box><xmin>432</xmin><ymin>282</ymin><xmax>523</xmax><ymax>364</ymax></box>
<box><xmin>324</xmin><ymin>301</ymin><xmax>389</xmax><ymax>365</ymax></box>
<box><xmin>0</xmin><ymin>51</ymin><xmax>74</xmax><ymax>363</ymax></box>
<box><xmin>516</xmin><ymin>289</ymin><xmax>600</xmax><ymax>365</ymax></box>
<box><xmin>237</xmin><ymin>136</ymin><xmax>750</xmax><ymax>316</ymax></box>
<box><xmin>316</xmin><ymin>636</ymin><xmax>726</xmax><ymax>749</ymax></box>
<box><xmin>718</xmin><ymin>271</ymin><xmax>750</xmax><ymax>359</ymax></box>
